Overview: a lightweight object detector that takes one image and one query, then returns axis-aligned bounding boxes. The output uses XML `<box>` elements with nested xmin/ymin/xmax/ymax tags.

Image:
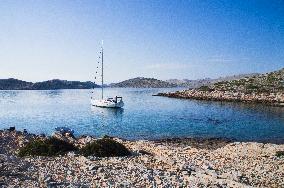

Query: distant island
<box><xmin>0</xmin><ymin>79</ymin><xmax>99</xmax><ymax>90</ymax></box>
<box><xmin>156</xmin><ymin>68</ymin><xmax>284</xmax><ymax>106</ymax></box>
<box><xmin>109</xmin><ymin>77</ymin><xmax>177</xmax><ymax>88</ymax></box>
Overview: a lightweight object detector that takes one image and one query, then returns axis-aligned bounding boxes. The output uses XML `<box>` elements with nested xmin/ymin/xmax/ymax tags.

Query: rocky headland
<box><xmin>156</xmin><ymin>68</ymin><xmax>284</xmax><ymax>106</ymax></box>
<box><xmin>1</xmin><ymin>128</ymin><xmax>284</xmax><ymax>187</ymax></box>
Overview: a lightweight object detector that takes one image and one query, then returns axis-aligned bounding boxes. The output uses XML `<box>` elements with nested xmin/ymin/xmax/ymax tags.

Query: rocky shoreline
<box><xmin>155</xmin><ymin>68</ymin><xmax>284</xmax><ymax>107</ymax></box>
<box><xmin>155</xmin><ymin>89</ymin><xmax>284</xmax><ymax>106</ymax></box>
<box><xmin>1</xmin><ymin>129</ymin><xmax>284</xmax><ymax>187</ymax></box>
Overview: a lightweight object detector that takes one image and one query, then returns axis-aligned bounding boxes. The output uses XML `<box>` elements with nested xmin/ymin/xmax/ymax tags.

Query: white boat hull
<box><xmin>91</xmin><ymin>99</ymin><xmax>124</xmax><ymax>108</ymax></box>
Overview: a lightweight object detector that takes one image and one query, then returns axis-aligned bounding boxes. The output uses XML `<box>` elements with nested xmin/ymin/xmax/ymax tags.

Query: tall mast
<box><xmin>101</xmin><ymin>41</ymin><xmax>104</xmax><ymax>99</ymax></box>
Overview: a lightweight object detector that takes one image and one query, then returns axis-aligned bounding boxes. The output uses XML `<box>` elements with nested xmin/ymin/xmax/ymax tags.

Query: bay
<box><xmin>0</xmin><ymin>88</ymin><xmax>284</xmax><ymax>143</ymax></box>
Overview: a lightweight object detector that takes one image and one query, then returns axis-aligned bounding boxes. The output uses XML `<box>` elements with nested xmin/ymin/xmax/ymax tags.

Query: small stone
<box><xmin>67</xmin><ymin>170</ymin><xmax>72</xmax><ymax>175</ymax></box>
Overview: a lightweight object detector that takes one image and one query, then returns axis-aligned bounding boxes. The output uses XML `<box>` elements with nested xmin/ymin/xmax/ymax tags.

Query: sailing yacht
<box><xmin>90</xmin><ymin>42</ymin><xmax>124</xmax><ymax>108</ymax></box>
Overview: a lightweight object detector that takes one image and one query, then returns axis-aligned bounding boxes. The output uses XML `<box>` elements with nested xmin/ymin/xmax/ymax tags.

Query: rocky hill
<box><xmin>0</xmin><ymin>79</ymin><xmax>99</xmax><ymax>90</ymax></box>
<box><xmin>208</xmin><ymin>68</ymin><xmax>284</xmax><ymax>93</ymax></box>
<box><xmin>157</xmin><ymin>68</ymin><xmax>284</xmax><ymax>106</ymax></box>
<box><xmin>110</xmin><ymin>77</ymin><xmax>177</xmax><ymax>88</ymax></box>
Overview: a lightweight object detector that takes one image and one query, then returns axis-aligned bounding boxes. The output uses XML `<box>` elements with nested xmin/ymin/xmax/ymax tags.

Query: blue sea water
<box><xmin>0</xmin><ymin>88</ymin><xmax>284</xmax><ymax>143</ymax></box>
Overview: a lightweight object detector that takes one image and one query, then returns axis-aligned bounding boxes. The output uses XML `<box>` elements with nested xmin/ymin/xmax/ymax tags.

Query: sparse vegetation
<box><xmin>203</xmin><ymin>68</ymin><xmax>284</xmax><ymax>93</ymax></box>
<box><xmin>80</xmin><ymin>138</ymin><xmax>131</xmax><ymax>157</ymax></box>
<box><xmin>18</xmin><ymin>138</ymin><xmax>77</xmax><ymax>157</ymax></box>
<box><xmin>275</xmin><ymin>151</ymin><xmax>284</xmax><ymax>157</ymax></box>
<box><xmin>199</xmin><ymin>85</ymin><xmax>214</xmax><ymax>91</ymax></box>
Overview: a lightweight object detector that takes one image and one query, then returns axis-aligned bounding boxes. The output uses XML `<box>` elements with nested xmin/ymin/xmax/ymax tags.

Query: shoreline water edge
<box><xmin>154</xmin><ymin>89</ymin><xmax>284</xmax><ymax>107</ymax></box>
<box><xmin>1</xmin><ymin>128</ymin><xmax>283</xmax><ymax>187</ymax></box>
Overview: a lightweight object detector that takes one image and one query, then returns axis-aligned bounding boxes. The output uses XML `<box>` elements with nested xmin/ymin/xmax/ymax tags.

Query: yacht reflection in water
<box><xmin>91</xmin><ymin>106</ymin><xmax>124</xmax><ymax>118</ymax></box>
<box><xmin>90</xmin><ymin>106</ymin><xmax>124</xmax><ymax>131</ymax></box>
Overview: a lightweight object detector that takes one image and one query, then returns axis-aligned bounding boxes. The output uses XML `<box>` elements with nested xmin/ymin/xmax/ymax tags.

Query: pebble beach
<box><xmin>1</xmin><ymin>129</ymin><xmax>284</xmax><ymax>188</ymax></box>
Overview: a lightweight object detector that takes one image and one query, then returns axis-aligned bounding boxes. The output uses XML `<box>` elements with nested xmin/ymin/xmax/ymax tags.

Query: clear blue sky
<box><xmin>0</xmin><ymin>0</ymin><xmax>283</xmax><ymax>83</ymax></box>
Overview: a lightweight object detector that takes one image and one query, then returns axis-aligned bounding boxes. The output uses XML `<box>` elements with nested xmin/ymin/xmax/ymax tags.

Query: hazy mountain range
<box><xmin>166</xmin><ymin>73</ymin><xmax>260</xmax><ymax>88</ymax></box>
<box><xmin>0</xmin><ymin>73</ymin><xmax>262</xmax><ymax>90</ymax></box>
<box><xmin>110</xmin><ymin>73</ymin><xmax>259</xmax><ymax>88</ymax></box>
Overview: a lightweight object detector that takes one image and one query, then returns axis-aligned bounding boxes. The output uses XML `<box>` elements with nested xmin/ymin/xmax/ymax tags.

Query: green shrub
<box><xmin>234</xmin><ymin>81</ymin><xmax>244</xmax><ymax>86</ymax></box>
<box><xmin>18</xmin><ymin>138</ymin><xmax>77</xmax><ymax>157</ymax></box>
<box><xmin>267</xmin><ymin>73</ymin><xmax>277</xmax><ymax>83</ymax></box>
<box><xmin>275</xmin><ymin>151</ymin><xmax>284</xmax><ymax>157</ymax></box>
<box><xmin>198</xmin><ymin>86</ymin><xmax>214</xmax><ymax>91</ymax></box>
<box><xmin>102</xmin><ymin>134</ymin><xmax>112</xmax><ymax>139</ymax></box>
<box><xmin>246</xmin><ymin>84</ymin><xmax>259</xmax><ymax>90</ymax></box>
<box><xmin>80</xmin><ymin>138</ymin><xmax>131</xmax><ymax>157</ymax></box>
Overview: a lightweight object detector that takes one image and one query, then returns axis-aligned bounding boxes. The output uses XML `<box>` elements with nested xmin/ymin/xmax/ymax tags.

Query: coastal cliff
<box><xmin>156</xmin><ymin>68</ymin><xmax>284</xmax><ymax>106</ymax></box>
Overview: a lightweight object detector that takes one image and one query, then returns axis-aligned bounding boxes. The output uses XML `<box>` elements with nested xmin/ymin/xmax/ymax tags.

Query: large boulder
<box><xmin>51</xmin><ymin>131</ymin><xmax>76</xmax><ymax>144</ymax></box>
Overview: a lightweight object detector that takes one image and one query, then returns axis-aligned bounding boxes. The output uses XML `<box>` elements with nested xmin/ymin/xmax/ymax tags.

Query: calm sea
<box><xmin>0</xmin><ymin>88</ymin><xmax>284</xmax><ymax>143</ymax></box>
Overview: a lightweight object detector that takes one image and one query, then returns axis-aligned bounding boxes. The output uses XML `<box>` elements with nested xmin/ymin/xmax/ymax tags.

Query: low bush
<box><xmin>275</xmin><ymin>151</ymin><xmax>284</xmax><ymax>157</ymax></box>
<box><xmin>245</xmin><ymin>84</ymin><xmax>259</xmax><ymax>90</ymax></box>
<box><xmin>80</xmin><ymin>138</ymin><xmax>131</xmax><ymax>157</ymax></box>
<box><xmin>18</xmin><ymin>137</ymin><xmax>77</xmax><ymax>157</ymax></box>
<box><xmin>198</xmin><ymin>86</ymin><xmax>214</xmax><ymax>92</ymax></box>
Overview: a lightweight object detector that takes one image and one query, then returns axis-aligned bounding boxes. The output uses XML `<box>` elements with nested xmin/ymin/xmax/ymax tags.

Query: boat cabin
<box><xmin>107</xmin><ymin>96</ymin><xmax>123</xmax><ymax>103</ymax></box>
